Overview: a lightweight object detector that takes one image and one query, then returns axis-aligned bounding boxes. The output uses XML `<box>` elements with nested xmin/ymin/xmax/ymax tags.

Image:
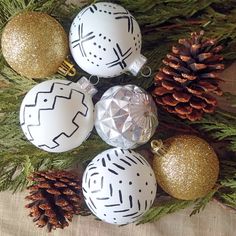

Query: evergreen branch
<box><xmin>190</xmin><ymin>188</ymin><xmax>219</xmax><ymax>216</ymax></box>
<box><xmin>221</xmin><ymin>178</ymin><xmax>236</xmax><ymax>189</ymax></box>
<box><xmin>219</xmin><ymin>193</ymin><xmax>236</xmax><ymax>209</ymax></box>
<box><xmin>220</xmin><ymin>160</ymin><xmax>236</xmax><ymax>178</ymax></box>
<box><xmin>187</xmin><ymin>109</ymin><xmax>236</xmax><ymax>151</ymax></box>
<box><xmin>110</xmin><ymin>0</ymin><xmax>221</xmax><ymax>26</ymax></box>
<box><xmin>0</xmin><ymin>133</ymin><xmax>109</xmax><ymax>192</ymax></box>
<box><xmin>0</xmin><ymin>0</ymin><xmax>235</xmax><ymax>212</ymax></box>
<box><xmin>223</xmin><ymin>92</ymin><xmax>236</xmax><ymax>108</ymax></box>
<box><xmin>137</xmin><ymin>198</ymin><xmax>193</xmax><ymax>224</ymax></box>
<box><xmin>138</xmin><ymin>188</ymin><xmax>219</xmax><ymax>224</ymax></box>
<box><xmin>214</xmin><ymin>160</ymin><xmax>236</xmax><ymax>210</ymax></box>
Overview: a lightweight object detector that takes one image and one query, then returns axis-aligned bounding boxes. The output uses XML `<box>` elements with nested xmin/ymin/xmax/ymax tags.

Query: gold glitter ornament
<box><xmin>1</xmin><ymin>11</ymin><xmax>68</xmax><ymax>78</ymax></box>
<box><xmin>151</xmin><ymin>135</ymin><xmax>219</xmax><ymax>200</ymax></box>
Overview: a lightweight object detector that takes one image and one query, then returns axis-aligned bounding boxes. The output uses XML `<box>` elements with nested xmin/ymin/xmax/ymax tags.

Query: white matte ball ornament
<box><xmin>69</xmin><ymin>2</ymin><xmax>147</xmax><ymax>78</ymax></box>
<box><xmin>82</xmin><ymin>148</ymin><xmax>157</xmax><ymax>225</ymax></box>
<box><xmin>19</xmin><ymin>78</ymin><xmax>95</xmax><ymax>153</ymax></box>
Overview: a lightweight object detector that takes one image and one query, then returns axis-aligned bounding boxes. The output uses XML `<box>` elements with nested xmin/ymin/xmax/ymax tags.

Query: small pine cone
<box><xmin>152</xmin><ymin>31</ymin><xmax>224</xmax><ymax>121</ymax></box>
<box><xmin>25</xmin><ymin>170</ymin><xmax>90</xmax><ymax>232</ymax></box>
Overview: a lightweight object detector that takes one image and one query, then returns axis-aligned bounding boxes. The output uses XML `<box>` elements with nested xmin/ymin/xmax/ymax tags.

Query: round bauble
<box><xmin>1</xmin><ymin>11</ymin><xmax>68</xmax><ymax>78</ymax></box>
<box><xmin>95</xmin><ymin>85</ymin><xmax>158</xmax><ymax>149</ymax></box>
<box><xmin>152</xmin><ymin>135</ymin><xmax>219</xmax><ymax>200</ymax></box>
<box><xmin>69</xmin><ymin>2</ymin><xmax>146</xmax><ymax>78</ymax></box>
<box><xmin>19</xmin><ymin>79</ymin><xmax>94</xmax><ymax>153</ymax></box>
<box><xmin>82</xmin><ymin>148</ymin><xmax>157</xmax><ymax>225</ymax></box>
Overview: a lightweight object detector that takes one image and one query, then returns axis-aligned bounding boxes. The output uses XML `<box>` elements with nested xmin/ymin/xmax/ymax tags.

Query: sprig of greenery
<box><xmin>215</xmin><ymin>160</ymin><xmax>236</xmax><ymax>209</ymax></box>
<box><xmin>138</xmin><ymin>187</ymin><xmax>219</xmax><ymax>224</ymax></box>
<box><xmin>0</xmin><ymin>0</ymin><xmax>236</xmax><ymax>224</ymax></box>
<box><xmin>137</xmin><ymin>198</ymin><xmax>193</xmax><ymax>224</ymax></box>
<box><xmin>190</xmin><ymin>188</ymin><xmax>219</xmax><ymax>216</ymax></box>
<box><xmin>188</xmin><ymin>109</ymin><xmax>236</xmax><ymax>151</ymax></box>
<box><xmin>0</xmin><ymin>132</ymin><xmax>109</xmax><ymax>192</ymax></box>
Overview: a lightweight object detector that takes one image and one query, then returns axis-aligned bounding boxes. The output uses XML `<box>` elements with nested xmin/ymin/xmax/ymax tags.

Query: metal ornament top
<box><xmin>95</xmin><ymin>84</ymin><xmax>158</xmax><ymax>149</ymax></box>
<box><xmin>69</xmin><ymin>2</ymin><xmax>147</xmax><ymax>78</ymax></box>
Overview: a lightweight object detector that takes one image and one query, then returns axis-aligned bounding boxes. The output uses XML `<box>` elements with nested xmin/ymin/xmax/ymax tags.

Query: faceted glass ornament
<box><xmin>69</xmin><ymin>2</ymin><xmax>147</xmax><ymax>78</ymax></box>
<box><xmin>95</xmin><ymin>85</ymin><xmax>158</xmax><ymax>149</ymax></box>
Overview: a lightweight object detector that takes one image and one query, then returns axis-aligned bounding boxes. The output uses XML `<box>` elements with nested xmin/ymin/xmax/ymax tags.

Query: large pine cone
<box><xmin>152</xmin><ymin>31</ymin><xmax>224</xmax><ymax>121</ymax></box>
<box><xmin>25</xmin><ymin>170</ymin><xmax>90</xmax><ymax>232</ymax></box>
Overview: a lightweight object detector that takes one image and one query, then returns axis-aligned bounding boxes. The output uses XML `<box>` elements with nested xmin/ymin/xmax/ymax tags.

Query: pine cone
<box><xmin>25</xmin><ymin>170</ymin><xmax>89</xmax><ymax>232</ymax></box>
<box><xmin>152</xmin><ymin>31</ymin><xmax>224</xmax><ymax>121</ymax></box>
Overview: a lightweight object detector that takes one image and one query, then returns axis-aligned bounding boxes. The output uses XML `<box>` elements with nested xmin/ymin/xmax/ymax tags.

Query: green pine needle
<box><xmin>138</xmin><ymin>188</ymin><xmax>219</xmax><ymax>224</ymax></box>
<box><xmin>188</xmin><ymin>109</ymin><xmax>236</xmax><ymax>151</ymax></box>
<box><xmin>190</xmin><ymin>188</ymin><xmax>219</xmax><ymax>216</ymax></box>
<box><xmin>137</xmin><ymin>198</ymin><xmax>193</xmax><ymax>224</ymax></box>
<box><xmin>219</xmin><ymin>193</ymin><xmax>236</xmax><ymax>208</ymax></box>
<box><xmin>0</xmin><ymin>0</ymin><xmax>236</xmax><ymax>223</ymax></box>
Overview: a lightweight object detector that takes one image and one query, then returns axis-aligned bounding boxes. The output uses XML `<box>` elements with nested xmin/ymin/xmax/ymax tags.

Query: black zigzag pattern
<box><xmin>21</xmin><ymin>81</ymin><xmax>72</xmax><ymax>126</ymax></box>
<box><xmin>22</xmin><ymin>81</ymin><xmax>89</xmax><ymax>149</ymax></box>
<box><xmin>114</xmin><ymin>9</ymin><xmax>135</xmax><ymax>34</ymax></box>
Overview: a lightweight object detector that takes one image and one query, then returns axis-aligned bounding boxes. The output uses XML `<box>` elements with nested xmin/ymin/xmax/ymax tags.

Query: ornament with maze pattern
<box><xmin>69</xmin><ymin>2</ymin><xmax>147</xmax><ymax>78</ymax></box>
<box><xmin>19</xmin><ymin>77</ymin><xmax>96</xmax><ymax>153</ymax></box>
<box><xmin>82</xmin><ymin>148</ymin><xmax>157</xmax><ymax>225</ymax></box>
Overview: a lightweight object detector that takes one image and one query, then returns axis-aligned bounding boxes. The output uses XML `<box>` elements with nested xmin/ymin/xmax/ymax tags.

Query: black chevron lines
<box><xmin>82</xmin><ymin>148</ymin><xmax>156</xmax><ymax>224</ymax></box>
<box><xmin>114</xmin><ymin>9</ymin><xmax>135</xmax><ymax>33</ymax></box>
<box><xmin>71</xmin><ymin>23</ymin><xmax>95</xmax><ymax>57</ymax></box>
<box><xmin>80</xmin><ymin>4</ymin><xmax>98</xmax><ymax>17</ymax></box>
<box><xmin>106</xmin><ymin>43</ymin><xmax>132</xmax><ymax>69</ymax></box>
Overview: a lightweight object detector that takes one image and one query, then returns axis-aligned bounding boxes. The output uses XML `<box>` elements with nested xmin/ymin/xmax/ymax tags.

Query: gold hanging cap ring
<box><xmin>58</xmin><ymin>59</ymin><xmax>76</xmax><ymax>76</ymax></box>
<box><xmin>151</xmin><ymin>139</ymin><xmax>167</xmax><ymax>157</ymax></box>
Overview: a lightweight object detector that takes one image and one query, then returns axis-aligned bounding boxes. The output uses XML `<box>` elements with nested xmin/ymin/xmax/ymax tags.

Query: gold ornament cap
<box><xmin>1</xmin><ymin>11</ymin><xmax>69</xmax><ymax>78</ymax></box>
<box><xmin>151</xmin><ymin>135</ymin><xmax>219</xmax><ymax>200</ymax></box>
<box><xmin>58</xmin><ymin>59</ymin><xmax>76</xmax><ymax>77</ymax></box>
<box><xmin>151</xmin><ymin>139</ymin><xmax>167</xmax><ymax>157</ymax></box>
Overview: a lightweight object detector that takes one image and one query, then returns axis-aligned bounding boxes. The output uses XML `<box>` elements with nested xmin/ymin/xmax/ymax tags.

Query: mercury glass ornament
<box><xmin>151</xmin><ymin>135</ymin><xmax>219</xmax><ymax>200</ymax></box>
<box><xmin>69</xmin><ymin>2</ymin><xmax>147</xmax><ymax>78</ymax></box>
<box><xmin>1</xmin><ymin>11</ymin><xmax>68</xmax><ymax>78</ymax></box>
<box><xmin>95</xmin><ymin>85</ymin><xmax>158</xmax><ymax>149</ymax></box>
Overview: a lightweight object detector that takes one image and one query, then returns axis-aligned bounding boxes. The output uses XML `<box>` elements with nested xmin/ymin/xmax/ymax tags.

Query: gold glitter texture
<box><xmin>1</xmin><ymin>11</ymin><xmax>68</xmax><ymax>78</ymax></box>
<box><xmin>152</xmin><ymin>135</ymin><xmax>219</xmax><ymax>200</ymax></box>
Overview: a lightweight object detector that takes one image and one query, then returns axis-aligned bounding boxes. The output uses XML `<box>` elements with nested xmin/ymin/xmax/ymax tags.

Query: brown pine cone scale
<box><xmin>153</xmin><ymin>31</ymin><xmax>224</xmax><ymax>121</ymax></box>
<box><xmin>25</xmin><ymin>170</ymin><xmax>89</xmax><ymax>232</ymax></box>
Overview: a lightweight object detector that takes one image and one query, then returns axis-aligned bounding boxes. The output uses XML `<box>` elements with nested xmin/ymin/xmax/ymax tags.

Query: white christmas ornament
<box><xmin>69</xmin><ymin>2</ymin><xmax>147</xmax><ymax>78</ymax></box>
<box><xmin>19</xmin><ymin>77</ymin><xmax>96</xmax><ymax>153</ymax></box>
<box><xmin>82</xmin><ymin>148</ymin><xmax>157</xmax><ymax>225</ymax></box>
<box><xmin>95</xmin><ymin>85</ymin><xmax>158</xmax><ymax>149</ymax></box>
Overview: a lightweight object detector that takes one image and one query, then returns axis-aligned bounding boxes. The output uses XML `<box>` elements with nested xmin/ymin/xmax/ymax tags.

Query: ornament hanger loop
<box><xmin>141</xmin><ymin>65</ymin><xmax>152</xmax><ymax>78</ymax></box>
<box><xmin>58</xmin><ymin>59</ymin><xmax>76</xmax><ymax>77</ymax></box>
<box><xmin>89</xmin><ymin>75</ymin><xmax>100</xmax><ymax>86</ymax></box>
<box><xmin>151</xmin><ymin>139</ymin><xmax>167</xmax><ymax>157</ymax></box>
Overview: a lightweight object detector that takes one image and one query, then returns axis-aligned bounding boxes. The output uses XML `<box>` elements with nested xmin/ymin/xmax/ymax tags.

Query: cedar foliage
<box><xmin>0</xmin><ymin>0</ymin><xmax>236</xmax><ymax>223</ymax></box>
